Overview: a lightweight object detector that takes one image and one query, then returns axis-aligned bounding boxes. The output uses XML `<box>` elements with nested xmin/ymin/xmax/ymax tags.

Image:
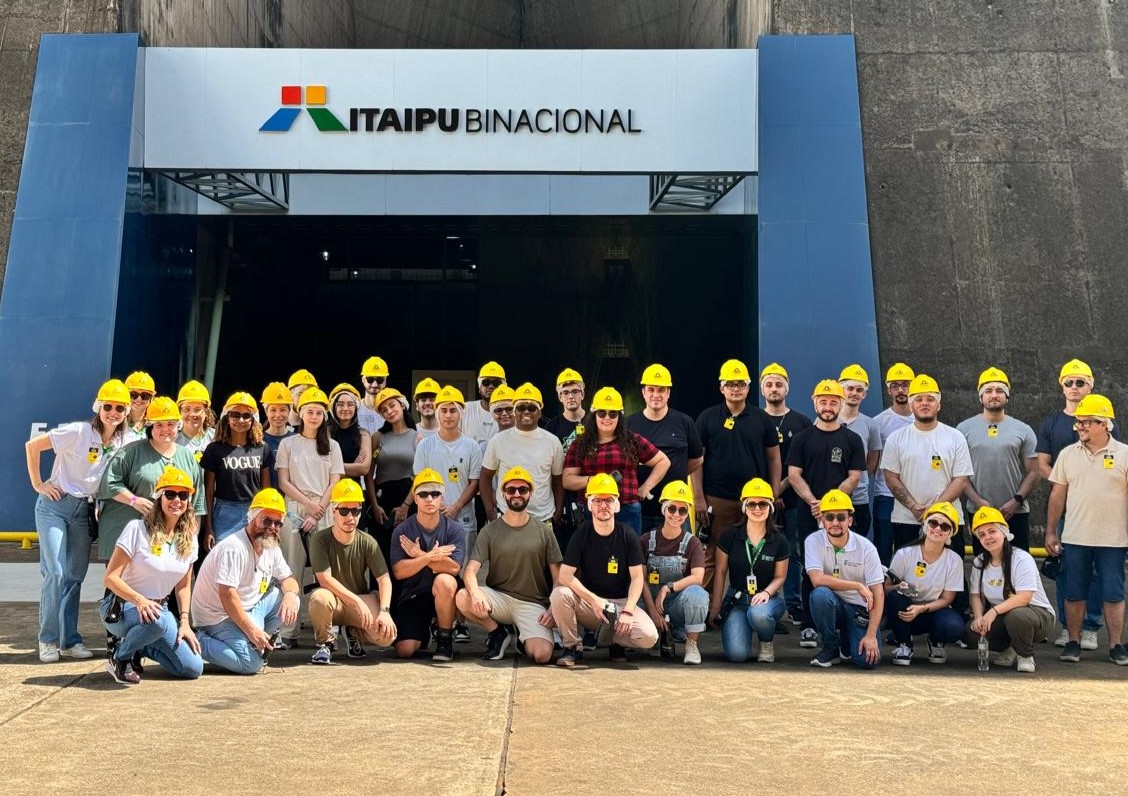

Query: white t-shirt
<box><xmin>971</xmin><ymin>549</ymin><xmax>1055</xmax><ymax>617</ymax></box>
<box><xmin>804</xmin><ymin>530</ymin><xmax>884</xmax><ymax>607</ymax></box>
<box><xmin>275</xmin><ymin>435</ymin><xmax>345</xmax><ymax>496</ymax></box>
<box><xmin>47</xmin><ymin>421</ymin><xmax>122</xmax><ymax>498</ymax></box>
<box><xmin>888</xmin><ymin>544</ymin><xmax>964</xmax><ymax>602</ymax></box>
<box><xmin>413</xmin><ymin>433</ymin><xmax>483</xmax><ymax>533</ymax></box>
<box><xmin>880</xmin><ymin>422</ymin><xmax>974</xmax><ymax>525</ymax></box>
<box><xmin>177</xmin><ymin>428</ymin><xmax>215</xmax><ymax>465</ymax></box>
<box><xmin>460</xmin><ymin>400</ymin><xmax>498</xmax><ymax>446</ymax></box>
<box><xmin>191</xmin><ymin>530</ymin><xmax>292</xmax><ymax>627</ymax></box>
<box><xmin>842</xmin><ymin>412</ymin><xmax>882</xmax><ymax>505</ymax></box>
<box><xmin>872</xmin><ymin>408</ymin><xmax>913</xmax><ymax>498</ymax></box>
<box><xmin>115</xmin><ymin>519</ymin><xmax>198</xmax><ymax>599</ymax></box>
<box><xmin>482</xmin><ymin>427</ymin><xmax>565</xmax><ymax>522</ymax></box>
<box><xmin>357</xmin><ymin>405</ymin><xmax>381</xmax><ymax>436</ymax></box>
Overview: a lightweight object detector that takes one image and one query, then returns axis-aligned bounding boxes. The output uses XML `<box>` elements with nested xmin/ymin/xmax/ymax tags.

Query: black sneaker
<box><xmin>581</xmin><ymin>629</ymin><xmax>598</xmax><ymax>651</ymax></box>
<box><xmin>131</xmin><ymin>652</ymin><xmax>145</xmax><ymax>676</ymax></box>
<box><xmin>106</xmin><ymin>633</ymin><xmax>120</xmax><ymax>660</ymax></box>
<box><xmin>1059</xmin><ymin>640</ymin><xmax>1082</xmax><ymax>662</ymax></box>
<box><xmin>1110</xmin><ymin>644</ymin><xmax>1128</xmax><ymax>666</ymax></box>
<box><xmin>810</xmin><ymin>648</ymin><xmax>842</xmax><ymax>668</ymax></box>
<box><xmin>344</xmin><ymin>627</ymin><xmax>367</xmax><ymax>659</ymax></box>
<box><xmin>453</xmin><ymin>622</ymin><xmax>471</xmax><ymax>643</ymax></box>
<box><xmin>433</xmin><ymin>629</ymin><xmax>454</xmax><ymax>662</ymax></box>
<box><xmin>275</xmin><ymin>636</ymin><xmax>296</xmax><ymax>651</ymax></box>
<box><xmin>659</xmin><ymin>630</ymin><xmax>675</xmax><ymax>659</ymax></box>
<box><xmin>556</xmin><ymin>645</ymin><xmax>582</xmax><ymax>668</ymax></box>
<box><xmin>262</xmin><ymin>631</ymin><xmax>280</xmax><ymax>664</ymax></box>
<box><xmin>107</xmin><ymin>658</ymin><xmax>140</xmax><ymax>685</ymax></box>
<box><xmin>483</xmin><ymin>625</ymin><xmax>513</xmax><ymax>661</ymax></box>
<box><xmin>609</xmin><ymin>643</ymin><xmax>627</xmax><ymax>662</ymax></box>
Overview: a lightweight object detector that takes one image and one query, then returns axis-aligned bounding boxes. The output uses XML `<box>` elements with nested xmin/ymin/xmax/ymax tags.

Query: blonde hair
<box><xmin>145</xmin><ymin>500</ymin><xmax>199</xmax><ymax>560</ymax></box>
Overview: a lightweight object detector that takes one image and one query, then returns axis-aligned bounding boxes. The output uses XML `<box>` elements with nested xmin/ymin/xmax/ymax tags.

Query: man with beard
<box><xmin>957</xmin><ymin>367</ymin><xmax>1039</xmax><ymax>552</ymax></box>
<box><xmin>785</xmin><ymin>380</ymin><xmax>865</xmax><ymax>647</ymax></box>
<box><xmin>837</xmin><ymin>364</ymin><xmax>883</xmax><ymax>541</ymax></box>
<box><xmin>357</xmin><ymin>356</ymin><xmax>389</xmax><ymax>434</ymax></box>
<box><xmin>461</xmin><ymin>361</ymin><xmax>506</xmax><ymax>446</ymax></box>
<box><xmin>871</xmin><ymin>363</ymin><xmax>915</xmax><ymax>564</ymax></box>
<box><xmin>307</xmin><ymin>479</ymin><xmax>396</xmax><ymax>664</ymax></box>
<box><xmin>457</xmin><ymin>467</ymin><xmax>563</xmax><ymax>664</ymax></box>
<box><xmin>414</xmin><ymin>377</ymin><xmax>441</xmax><ymax>437</ymax></box>
<box><xmin>192</xmin><ymin>488</ymin><xmax>300</xmax><ymax>674</ymax></box>
<box><xmin>759</xmin><ymin>362</ymin><xmax>812</xmax><ymax>622</ymax></box>
<box><xmin>881</xmin><ymin>375</ymin><xmax>974</xmax><ymax>550</ymax></box>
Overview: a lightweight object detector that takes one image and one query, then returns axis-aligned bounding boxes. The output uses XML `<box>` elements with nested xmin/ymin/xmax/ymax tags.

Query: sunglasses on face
<box><xmin>101</xmin><ymin>403</ymin><xmax>126</xmax><ymax>414</ymax></box>
<box><xmin>1063</xmin><ymin>379</ymin><xmax>1088</xmax><ymax>388</ymax></box>
<box><xmin>514</xmin><ymin>404</ymin><xmax>539</xmax><ymax>414</ymax></box>
<box><xmin>163</xmin><ymin>490</ymin><xmax>190</xmax><ymax>502</ymax></box>
<box><xmin>823</xmin><ymin>513</ymin><xmax>850</xmax><ymax>523</ymax></box>
<box><xmin>744</xmin><ymin>501</ymin><xmax>772</xmax><ymax>511</ymax></box>
<box><xmin>363</xmin><ymin>376</ymin><xmax>386</xmax><ymax>384</ymax></box>
<box><xmin>335</xmin><ymin>507</ymin><xmax>362</xmax><ymax>517</ymax></box>
<box><xmin>130</xmin><ymin>392</ymin><xmax>152</xmax><ymax>401</ymax></box>
<box><xmin>664</xmin><ymin>504</ymin><xmax>689</xmax><ymax>517</ymax></box>
<box><xmin>492</xmin><ymin>406</ymin><xmax>514</xmax><ymax>415</ymax></box>
<box><xmin>260</xmin><ymin>517</ymin><xmax>284</xmax><ymax>530</ymax></box>
<box><xmin>480</xmin><ymin>379</ymin><xmax>503</xmax><ymax>388</ymax></box>
<box><xmin>503</xmin><ymin>486</ymin><xmax>531</xmax><ymax>496</ymax></box>
<box><xmin>227</xmin><ymin>412</ymin><xmax>255</xmax><ymax>422</ymax></box>
<box><xmin>595</xmin><ymin>409</ymin><xmax>620</xmax><ymax>419</ymax></box>
<box><xmin>926</xmin><ymin>518</ymin><xmax>954</xmax><ymax>533</ymax></box>
<box><xmin>415</xmin><ymin>490</ymin><xmax>442</xmax><ymax>500</ymax></box>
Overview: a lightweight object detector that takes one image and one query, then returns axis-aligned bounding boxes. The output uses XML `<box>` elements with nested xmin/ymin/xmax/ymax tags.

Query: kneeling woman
<box><xmin>639</xmin><ymin>481</ymin><xmax>708</xmax><ymax>665</ymax></box>
<box><xmin>101</xmin><ymin>466</ymin><xmax>203</xmax><ymax>684</ymax></box>
<box><xmin>710</xmin><ymin>478</ymin><xmax>790</xmax><ymax>663</ymax></box>
<box><xmin>884</xmin><ymin>502</ymin><xmax>966</xmax><ymax>666</ymax></box>
<box><xmin>963</xmin><ymin>506</ymin><xmax>1055</xmax><ymax>673</ymax></box>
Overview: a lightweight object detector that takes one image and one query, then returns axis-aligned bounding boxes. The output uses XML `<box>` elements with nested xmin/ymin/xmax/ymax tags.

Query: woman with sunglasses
<box><xmin>101</xmin><ymin>466</ymin><xmax>203</xmax><ymax>684</ymax></box>
<box><xmin>964</xmin><ymin>506</ymin><xmax>1055</xmax><ymax>673</ymax></box>
<box><xmin>26</xmin><ymin>379</ymin><xmax>130</xmax><ymax>663</ymax></box>
<box><xmin>884</xmin><ymin>501</ymin><xmax>966</xmax><ymax>666</ymax></box>
<box><xmin>328</xmin><ymin>384</ymin><xmax>377</xmax><ymax>525</ymax></box>
<box><xmin>123</xmin><ymin>371</ymin><xmax>156</xmax><ymax>445</ymax></box>
<box><xmin>638</xmin><ymin>480</ymin><xmax>708</xmax><ymax>664</ymax></box>
<box><xmin>200</xmin><ymin>392</ymin><xmax>274</xmax><ymax>549</ymax></box>
<box><xmin>176</xmin><ymin>380</ymin><xmax>216</xmax><ymax>464</ymax></box>
<box><xmin>562</xmin><ymin>387</ymin><xmax>670</xmax><ymax>535</ymax></box>
<box><xmin>710</xmin><ymin>478</ymin><xmax>790</xmax><ymax>663</ymax></box>
<box><xmin>373</xmin><ymin>388</ymin><xmax>418</xmax><ymax>549</ymax></box>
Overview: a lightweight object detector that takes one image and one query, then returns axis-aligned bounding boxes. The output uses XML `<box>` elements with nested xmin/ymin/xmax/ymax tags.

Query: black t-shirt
<box><xmin>768</xmin><ymin>409</ymin><xmax>813</xmax><ymax>509</ymax></box>
<box><xmin>717</xmin><ymin>525</ymin><xmax>791</xmax><ymax>594</ymax></box>
<box><xmin>200</xmin><ymin>441</ymin><xmax>274</xmax><ymax>502</ymax></box>
<box><xmin>563</xmin><ymin>521</ymin><xmax>644</xmax><ymax>599</ymax></box>
<box><xmin>695</xmin><ymin>403</ymin><xmax>780</xmax><ymax>500</ymax></box>
<box><xmin>626</xmin><ymin>408</ymin><xmax>704</xmax><ymax>502</ymax></box>
<box><xmin>1037</xmin><ymin>411</ymin><xmax>1122</xmax><ymax>464</ymax></box>
<box><xmin>786</xmin><ymin>425</ymin><xmax>865</xmax><ymax>496</ymax></box>
<box><xmin>543</xmin><ymin>414</ymin><xmax>584</xmax><ymax>444</ymax></box>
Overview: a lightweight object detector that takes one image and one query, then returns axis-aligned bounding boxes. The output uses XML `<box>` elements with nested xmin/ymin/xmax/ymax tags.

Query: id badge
<box><xmin>1104</xmin><ymin>454</ymin><xmax>1115</xmax><ymax>469</ymax></box>
<box><xmin>607</xmin><ymin>556</ymin><xmax>619</xmax><ymax>575</ymax></box>
<box><xmin>259</xmin><ymin>576</ymin><xmax>269</xmax><ymax>594</ymax></box>
<box><xmin>448</xmin><ymin>466</ymin><xmax>461</xmax><ymax>483</ymax></box>
<box><xmin>915</xmin><ymin>561</ymin><xmax>927</xmax><ymax>578</ymax></box>
<box><xmin>930</xmin><ymin>454</ymin><xmax>942</xmax><ymax>470</ymax></box>
<box><xmin>723</xmin><ymin>417</ymin><xmax>735</xmax><ymax>430</ymax></box>
<box><xmin>575</xmin><ymin>423</ymin><xmax>584</xmax><ymax>436</ymax></box>
<box><xmin>987</xmin><ymin>425</ymin><xmax>998</xmax><ymax>438</ymax></box>
<box><xmin>832</xmin><ymin>567</ymin><xmax>841</xmax><ymax>579</ymax></box>
<box><xmin>151</xmin><ymin>543</ymin><xmax>162</xmax><ymax>556</ymax></box>
<box><xmin>647</xmin><ymin>568</ymin><xmax>660</xmax><ymax>585</ymax></box>
<box><xmin>776</xmin><ymin>429</ymin><xmax>784</xmax><ymax>444</ymax></box>
<box><xmin>87</xmin><ymin>447</ymin><xmax>99</xmax><ymax>463</ymax></box>
<box><xmin>746</xmin><ymin>575</ymin><xmax>757</xmax><ymax>596</ymax></box>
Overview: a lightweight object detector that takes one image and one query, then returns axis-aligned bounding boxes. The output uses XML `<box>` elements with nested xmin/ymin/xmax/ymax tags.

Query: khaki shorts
<box><xmin>479</xmin><ymin>586</ymin><xmax>553</xmax><ymax>643</ymax></box>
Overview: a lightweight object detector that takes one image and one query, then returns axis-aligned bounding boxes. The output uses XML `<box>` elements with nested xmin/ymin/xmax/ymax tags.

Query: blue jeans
<box><xmin>211</xmin><ymin>498</ymin><xmax>250</xmax><ymax>542</ymax></box>
<box><xmin>1062</xmin><ymin>544</ymin><xmax>1126</xmax><ymax>603</ymax></box>
<box><xmin>722</xmin><ymin>593</ymin><xmax>785</xmax><ymax>662</ymax></box>
<box><xmin>198</xmin><ymin>587</ymin><xmax>284</xmax><ymax>674</ymax></box>
<box><xmin>664</xmin><ymin>585</ymin><xmax>709</xmax><ymax>634</ymax></box>
<box><xmin>99</xmin><ymin>595</ymin><xmax>203</xmax><ymax>678</ymax></box>
<box><xmin>885</xmin><ymin>590</ymin><xmax>965</xmax><ymax>644</ymax></box>
<box><xmin>618</xmin><ymin>501</ymin><xmax>642</xmax><ymax>535</ymax></box>
<box><xmin>35</xmin><ymin>493</ymin><xmax>92</xmax><ymax>647</ymax></box>
<box><xmin>872</xmin><ymin>495</ymin><xmax>894</xmax><ymax>566</ymax></box>
<box><xmin>782</xmin><ymin>507</ymin><xmax>802</xmax><ymax>614</ymax></box>
<box><xmin>809</xmin><ymin>585</ymin><xmax>881</xmax><ymax>668</ymax></box>
<box><xmin>1056</xmin><ymin>523</ymin><xmax>1104</xmax><ymax>631</ymax></box>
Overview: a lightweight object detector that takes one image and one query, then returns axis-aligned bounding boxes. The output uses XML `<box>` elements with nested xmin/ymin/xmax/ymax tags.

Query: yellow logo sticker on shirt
<box><xmin>194</xmin><ymin>450</ymin><xmax>203</xmax><ymax>463</ymax></box>
<box><xmin>607</xmin><ymin>556</ymin><xmax>619</xmax><ymax>575</ymax></box>
<box><xmin>647</xmin><ymin>569</ymin><xmax>660</xmax><ymax>585</ymax></box>
<box><xmin>575</xmin><ymin>424</ymin><xmax>584</xmax><ymax>436</ymax></box>
<box><xmin>151</xmin><ymin>543</ymin><xmax>163</xmax><ymax>556</ymax></box>
<box><xmin>987</xmin><ymin>425</ymin><xmax>998</xmax><ymax>438</ymax></box>
<box><xmin>448</xmin><ymin>466</ymin><xmax>460</xmax><ymax>484</ymax></box>
<box><xmin>930</xmin><ymin>454</ymin><xmax>942</xmax><ymax>470</ymax></box>
<box><xmin>87</xmin><ymin>447</ymin><xmax>99</xmax><ymax>463</ymax></box>
<box><xmin>987</xmin><ymin>578</ymin><xmax>1004</xmax><ymax>588</ymax></box>
<box><xmin>1104</xmin><ymin>454</ymin><xmax>1115</xmax><ymax>469</ymax></box>
<box><xmin>723</xmin><ymin>417</ymin><xmax>736</xmax><ymax>430</ymax></box>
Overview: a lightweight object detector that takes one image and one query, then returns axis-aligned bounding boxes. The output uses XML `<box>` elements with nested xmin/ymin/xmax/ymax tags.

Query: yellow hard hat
<box><xmin>374</xmin><ymin>387</ymin><xmax>407</xmax><ymax>411</ymax></box>
<box><xmin>759</xmin><ymin>363</ymin><xmax>789</xmax><ymax>382</ymax></box>
<box><xmin>287</xmin><ymin>369</ymin><xmax>318</xmax><ymax>390</ymax></box>
<box><xmin>153</xmin><ymin>465</ymin><xmax>194</xmax><ymax>495</ymax></box>
<box><xmin>591</xmin><ymin>387</ymin><xmax>624</xmax><ymax>412</ymax></box>
<box><xmin>96</xmin><ymin>379</ymin><xmax>130</xmax><ymax>405</ymax></box>
<box><xmin>908</xmin><ymin>374</ymin><xmax>941</xmax><ymax>397</ymax></box>
<box><xmin>479</xmin><ymin>361</ymin><xmax>506</xmax><ymax>380</ymax></box>
<box><xmin>557</xmin><ymin>368</ymin><xmax>584</xmax><ymax>386</ymax></box>
<box><xmin>124</xmin><ymin>371</ymin><xmax>156</xmax><ymax>393</ymax></box>
<box><xmin>1059</xmin><ymin>358</ymin><xmax>1094</xmax><ymax>384</ymax></box>
<box><xmin>640</xmin><ymin>364</ymin><xmax>673</xmax><ymax>387</ymax></box>
<box><xmin>414</xmin><ymin>377</ymin><xmax>441</xmax><ymax>398</ymax></box>
<box><xmin>819</xmin><ymin>489</ymin><xmax>854</xmax><ymax>513</ymax></box>
<box><xmin>586</xmin><ymin>473</ymin><xmax>620</xmax><ymax>498</ymax></box>
<box><xmin>146</xmin><ymin>396</ymin><xmax>181</xmax><ymax>423</ymax></box>
<box><xmin>250</xmin><ymin>487</ymin><xmax>286</xmax><ymax>514</ymax></box>
<box><xmin>329</xmin><ymin>383</ymin><xmax>362</xmax><ymax>405</ymax></box>
<box><xmin>971</xmin><ymin>506</ymin><xmax>1008</xmax><ymax>533</ymax></box>
<box><xmin>659</xmin><ymin>480</ymin><xmax>694</xmax><ymax>505</ymax></box>
<box><xmin>1075</xmin><ymin>394</ymin><xmax>1115</xmax><ymax>420</ymax></box>
<box><xmin>740</xmin><ymin>478</ymin><xmax>775</xmax><ymax>503</ymax></box>
<box><xmin>297</xmin><ymin>388</ymin><xmax>330</xmax><ymax>410</ymax></box>
<box><xmin>812</xmin><ymin>379</ymin><xmax>846</xmax><ymax>400</ymax></box>
<box><xmin>838</xmin><ymin>364</ymin><xmax>870</xmax><ymax>386</ymax></box>
<box><xmin>435</xmin><ymin>385</ymin><xmax>465</xmax><ymax>407</ymax></box>
<box><xmin>489</xmin><ymin>385</ymin><xmax>516</xmax><ymax>405</ymax></box>
<box><xmin>924</xmin><ymin>501</ymin><xmax>960</xmax><ymax>533</ymax></box>
<box><xmin>361</xmin><ymin>356</ymin><xmax>389</xmax><ymax>378</ymax></box>
<box><xmin>330</xmin><ymin>478</ymin><xmax>365</xmax><ymax>504</ymax></box>
<box><xmin>260</xmin><ymin>382</ymin><xmax>291</xmax><ymax>406</ymax></box>
<box><xmin>513</xmin><ymin>383</ymin><xmax>544</xmax><ymax>406</ymax></box>
<box><xmin>977</xmin><ymin>367</ymin><xmax>1011</xmax><ymax>392</ymax></box>
<box><xmin>719</xmin><ymin>359</ymin><xmax>751</xmax><ymax>381</ymax></box>
<box><xmin>176</xmin><ymin>380</ymin><xmax>210</xmax><ymax>407</ymax></box>
<box><xmin>501</xmin><ymin>466</ymin><xmax>534</xmax><ymax>488</ymax></box>
<box><xmin>885</xmin><ymin>363</ymin><xmax>915</xmax><ymax>383</ymax></box>
<box><xmin>412</xmin><ymin>468</ymin><xmax>445</xmax><ymax>493</ymax></box>
<box><xmin>222</xmin><ymin>391</ymin><xmax>259</xmax><ymax>416</ymax></box>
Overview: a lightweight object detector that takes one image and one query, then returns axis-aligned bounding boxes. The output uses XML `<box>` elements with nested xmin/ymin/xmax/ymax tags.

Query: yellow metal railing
<box><xmin>0</xmin><ymin>532</ymin><xmax>36</xmax><ymax>549</ymax></box>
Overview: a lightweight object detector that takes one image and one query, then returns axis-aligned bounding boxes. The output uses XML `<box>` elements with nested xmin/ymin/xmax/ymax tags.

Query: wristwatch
<box><xmin>1013</xmin><ymin>494</ymin><xmax>1025</xmax><ymax>506</ymax></box>
<box><xmin>666</xmin><ymin>583</ymin><xmax>677</xmax><ymax>594</ymax></box>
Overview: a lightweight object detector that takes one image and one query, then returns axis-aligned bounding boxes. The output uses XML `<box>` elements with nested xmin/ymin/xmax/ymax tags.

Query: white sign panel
<box><xmin>143</xmin><ymin>48</ymin><xmax>757</xmax><ymax>173</ymax></box>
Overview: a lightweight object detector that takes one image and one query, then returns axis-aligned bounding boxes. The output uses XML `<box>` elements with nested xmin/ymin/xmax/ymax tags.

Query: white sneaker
<box><xmin>993</xmin><ymin>647</ymin><xmax>1017</xmax><ymax>667</ymax></box>
<box><xmin>757</xmin><ymin>641</ymin><xmax>775</xmax><ymax>663</ymax></box>
<box><xmin>1016</xmin><ymin>655</ymin><xmax>1036</xmax><ymax>673</ymax></box>
<box><xmin>682</xmin><ymin>639</ymin><xmax>701</xmax><ymax>665</ymax></box>
<box><xmin>60</xmin><ymin>643</ymin><xmax>94</xmax><ymax>659</ymax></box>
<box><xmin>1053</xmin><ymin>628</ymin><xmax>1069</xmax><ymax>647</ymax></box>
<box><xmin>927</xmin><ymin>642</ymin><xmax>947</xmax><ymax>664</ymax></box>
<box><xmin>891</xmin><ymin>643</ymin><xmax>913</xmax><ymax>666</ymax></box>
<box><xmin>1081</xmin><ymin>630</ymin><xmax>1099</xmax><ymax>650</ymax></box>
<box><xmin>38</xmin><ymin>642</ymin><xmax>60</xmax><ymax>663</ymax></box>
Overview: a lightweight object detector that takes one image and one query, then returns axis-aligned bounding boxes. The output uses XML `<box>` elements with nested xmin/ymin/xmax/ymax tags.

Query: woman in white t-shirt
<box><xmin>101</xmin><ymin>466</ymin><xmax>203</xmax><ymax>685</ymax></box>
<box><xmin>965</xmin><ymin>506</ymin><xmax>1056</xmax><ymax>673</ymax></box>
<box><xmin>25</xmin><ymin>379</ymin><xmax>129</xmax><ymax>663</ymax></box>
<box><xmin>884</xmin><ymin>501</ymin><xmax>966</xmax><ymax>666</ymax></box>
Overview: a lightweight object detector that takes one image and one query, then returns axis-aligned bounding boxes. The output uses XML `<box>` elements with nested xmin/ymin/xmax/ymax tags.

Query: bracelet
<box><xmin>129</xmin><ymin>495</ymin><xmax>137</xmax><ymax>505</ymax></box>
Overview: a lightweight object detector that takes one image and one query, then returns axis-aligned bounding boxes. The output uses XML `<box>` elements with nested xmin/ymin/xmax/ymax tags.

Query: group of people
<box><xmin>25</xmin><ymin>355</ymin><xmax>1128</xmax><ymax>681</ymax></box>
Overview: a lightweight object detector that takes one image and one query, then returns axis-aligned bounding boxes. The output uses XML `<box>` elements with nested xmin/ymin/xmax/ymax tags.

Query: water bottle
<box><xmin>977</xmin><ymin>635</ymin><xmax>990</xmax><ymax>672</ymax></box>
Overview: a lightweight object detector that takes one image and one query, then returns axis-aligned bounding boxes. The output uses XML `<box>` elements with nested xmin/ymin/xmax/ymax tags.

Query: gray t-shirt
<box><xmin>841</xmin><ymin>413</ymin><xmax>882</xmax><ymax>506</ymax></box>
<box><xmin>955</xmin><ymin>414</ymin><xmax>1037</xmax><ymax>515</ymax></box>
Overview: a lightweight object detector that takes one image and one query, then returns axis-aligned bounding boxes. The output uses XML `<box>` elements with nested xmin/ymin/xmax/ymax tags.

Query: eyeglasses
<box><xmin>260</xmin><ymin>517</ymin><xmax>284</xmax><ymax>529</ymax></box>
<box><xmin>823</xmin><ymin>513</ymin><xmax>850</xmax><ymax>523</ymax></box>
<box><xmin>335</xmin><ymin>507</ymin><xmax>362</xmax><ymax>517</ymax></box>
<box><xmin>163</xmin><ymin>490</ymin><xmax>190</xmax><ymax>502</ymax></box>
<box><xmin>503</xmin><ymin>486</ymin><xmax>531</xmax><ymax>496</ymax></box>
<box><xmin>1063</xmin><ymin>379</ymin><xmax>1088</xmax><ymax>388</ymax></box>
<box><xmin>595</xmin><ymin>409</ymin><xmax>620</xmax><ymax>419</ymax></box>
<box><xmin>363</xmin><ymin>376</ymin><xmax>386</xmax><ymax>385</ymax></box>
<box><xmin>1075</xmin><ymin>418</ymin><xmax>1103</xmax><ymax>428</ymax></box>
<box><xmin>130</xmin><ymin>392</ymin><xmax>153</xmax><ymax>401</ymax></box>
<box><xmin>514</xmin><ymin>404</ymin><xmax>540</xmax><ymax>414</ymax></box>
<box><xmin>415</xmin><ymin>490</ymin><xmax>442</xmax><ymax>500</ymax></box>
<box><xmin>480</xmin><ymin>379</ymin><xmax>503</xmax><ymax>388</ymax></box>
<box><xmin>744</xmin><ymin>501</ymin><xmax>772</xmax><ymax>511</ymax></box>
<box><xmin>559</xmin><ymin>388</ymin><xmax>582</xmax><ymax>398</ymax></box>
<box><xmin>664</xmin><ymin>504</ymin><xmax>689</xmax><ymax>517</ymax></box>
<box><xmin>721</xmin><ymin>381</ymin><xmax>750</xmax><ymax>390</ymax></box>
<box><xmin>101</xmin><ymin>403</ymin><xmax>126</xmax><ymax>414</ymax></box>
<box><xmin>926</xmin><ymin>518</ymin><xmax>954</xmax><ymax>533</ymax></box>
<box><xmin>590</xmin><ymin>497</ymin><xmax>615</xmax><ymax>506</ymax></box>
<box><xmin>492</xmin><ymin>406</ymin><xmax>514</xmax><ymax>415</ymax></box>
<box><xmin>228</xmin><ymin>411</ymin><xmax>255</xmax><ymax>422</ymax></box>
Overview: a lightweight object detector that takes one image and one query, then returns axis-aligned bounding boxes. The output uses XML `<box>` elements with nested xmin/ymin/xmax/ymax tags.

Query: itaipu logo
<box><xmin>260</xmin><ymin>85</ymin><xmax>346</xmax><ymax>132</ymax></box>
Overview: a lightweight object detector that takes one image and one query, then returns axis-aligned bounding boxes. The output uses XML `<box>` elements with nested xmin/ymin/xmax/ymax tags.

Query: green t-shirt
<box><xmin>472</xmin><ymin>516</ymin><xmax>562</xmax><ymax>606</ymax></box>
<box><xmin>309</xmin><ymin>527</ymin><xmax>388</xmax><ymax>594</ymax></box>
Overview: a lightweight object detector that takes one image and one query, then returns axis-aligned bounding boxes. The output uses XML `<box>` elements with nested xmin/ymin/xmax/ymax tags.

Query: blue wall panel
<box><xmin>0</xmin><ymin>34</ymin><xmax>139</xmax><ymax>529</ymax></box>
<box><xmin>757</xmin><ymin>35</ymin><xmax>881</xmax><ymax>415</ymax></box>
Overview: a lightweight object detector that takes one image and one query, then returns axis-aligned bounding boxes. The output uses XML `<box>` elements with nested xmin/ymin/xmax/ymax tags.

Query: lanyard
<box><xmin>744</xmin><ymin>537</ymin><xmax>767</xmax><ymax>571</ymax></box>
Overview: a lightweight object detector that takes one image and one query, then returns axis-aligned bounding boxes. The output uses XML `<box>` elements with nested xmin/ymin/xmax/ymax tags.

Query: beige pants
<box><xmin>308</xmin><ymin>589</ymin><xmax>396</xmax><ymax>647</ymax></box>
<box><xmin>703</xmin><ymin>495</ymin><xmax>743</xmax><ymax>593</ymax></box>
<box><xmin>279</xmin><ymin>494</ymin><xmax>331</xmax><ymax>639</ymax></box>
<box><xmin>549</xmin><ymin>586</ymin><xmax>658</xmax><ymax>650</ymax></box>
